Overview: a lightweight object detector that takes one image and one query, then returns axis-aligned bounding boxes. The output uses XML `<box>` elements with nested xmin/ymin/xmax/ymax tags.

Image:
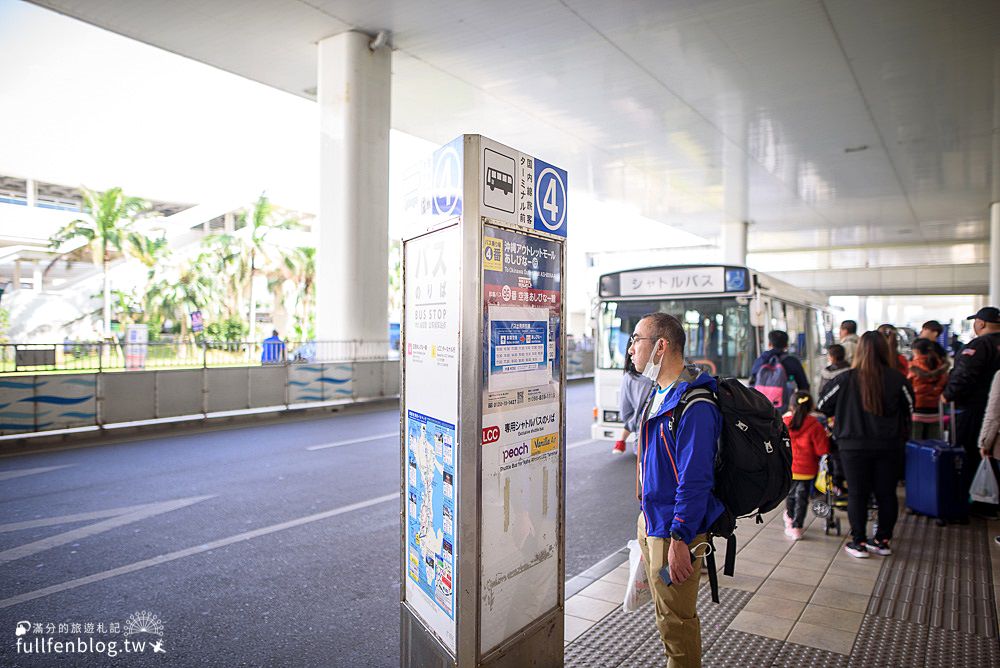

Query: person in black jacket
<box><xmin>749</xmin><ymin>330</ymin><xmax>810</xmax><ymax>412</ymax></box>
<box><xmin>943</xmin><ymin>307</ymin><xmax>1000</xmax><ymax>487</ymax></box>
<box><xmin>818</xmin><ymin>331</ymin><xmax>915</xmax><ymax>559</ymax></box>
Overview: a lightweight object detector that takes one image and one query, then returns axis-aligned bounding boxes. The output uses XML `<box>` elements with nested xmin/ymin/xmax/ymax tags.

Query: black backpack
<box><xmin>669</xmin><ymin>375</ymin><xmax>792</xmax><ymax>602</ymax></box>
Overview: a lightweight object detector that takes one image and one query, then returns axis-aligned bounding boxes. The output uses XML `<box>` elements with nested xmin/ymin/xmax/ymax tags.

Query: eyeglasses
<box><xmin>628</xmin><ymin>334</ymin><xmax>657</xmax><ymax>346</ymax></box>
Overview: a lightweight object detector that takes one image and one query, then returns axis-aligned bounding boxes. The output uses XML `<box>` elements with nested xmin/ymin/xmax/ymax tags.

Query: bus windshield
<box><xmin>598</xmin><ymin>299</ymin><xmax>754</xmax><ymax>378</ymax></box>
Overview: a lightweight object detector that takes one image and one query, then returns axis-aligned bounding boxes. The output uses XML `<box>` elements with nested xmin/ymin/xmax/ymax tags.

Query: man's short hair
<box><xmin>921</xmin><ymin>320</ymin><xmax>943</xmax><ymax>335</ymax></box>
<box><xmin>768</xmin><ymin>330</ymin><xmax>789</xmax><ymax>350</ymax></box>
<box><xmin>641</xmin><ymin>312</ymin><xmax>686</xmax><ymax>356</ymax></box>
<box><xmin>840</xmin><ymin>320</ymin><xmax>857</xmax><ymax>334</ymax></box>
<box><xmin>827</xmin><ymin>344</ymin><xmax>845</xmax><ymax>362</ymax></box>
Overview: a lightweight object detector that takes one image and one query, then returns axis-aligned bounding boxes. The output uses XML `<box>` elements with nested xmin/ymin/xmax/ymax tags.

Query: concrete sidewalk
<box><xmin>564</xmin><ymin>502</ymin><xmax>1000</xmax><ymax>667</ymax></box>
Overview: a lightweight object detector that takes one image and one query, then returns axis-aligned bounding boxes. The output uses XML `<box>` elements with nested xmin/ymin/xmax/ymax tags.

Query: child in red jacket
<box><xmin>783</xmin><ymin>390</ymin><xmax>830</xmax><ymax>540</ymax></box>
<box><xmin>908</xmin><ymin>338</ymin><xmax>949</xmax><ymax>440</ymax></box>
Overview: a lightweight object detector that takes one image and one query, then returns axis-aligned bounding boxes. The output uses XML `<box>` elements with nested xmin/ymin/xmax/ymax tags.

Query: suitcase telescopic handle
<box><xmin>941</xmin><ymin>400</ymin><xmax>957</xmax><ymax>446</ymax></box>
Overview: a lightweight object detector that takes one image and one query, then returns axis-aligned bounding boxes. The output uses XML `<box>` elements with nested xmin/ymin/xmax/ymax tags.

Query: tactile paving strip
<box><xmin>846</xmin><ymin>615</ymin><xmax>924</xmax><ymax>668</ymax></box>
<box><xmin>701</xmin><ymin>630</ymin><xmax>783</xmax><ymax>667</ymax></box>
<box><xmin>772</xmin><ymin>642</ymin><xmax>849</xmax><ymax>668</ymax></box>
<box><xmin>565</xmin><ymin>599</ymin><xmax>658</xmax><ymax>668</ymax></box>
<box><xmin>698</xmin><ymin>587</ymin><xmax>754</xmax><ymax>648</ymax></box>
<box><xmin>923</xmin><ymin>623</ymin><xmax>1000</xmax><ymax>667</ymax></box>
<box><xmin>613</xmin><ymin>588</ymin><xmax>753</xmax><ymax>667</ymax></box>
<box><xmin>848</xmin><ymin>614</ymin><xmax>1000</xmax><ymax>668</ymax></box>
<box><xmin>867</xmin><ymin>511</ymin><xmax>998</xmax><ymax>637</ymax></box>
<box><xmin>566</xmin><ymin>585</ymin><xmax>751</xmax><ymax>667</ymax></box>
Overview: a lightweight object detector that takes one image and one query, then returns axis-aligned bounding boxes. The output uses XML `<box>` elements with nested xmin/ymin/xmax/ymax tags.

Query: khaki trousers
<box><xmin>637</xmin><ymin>513</ymin><xmax>704</xmax><ymax>668</ymax></box>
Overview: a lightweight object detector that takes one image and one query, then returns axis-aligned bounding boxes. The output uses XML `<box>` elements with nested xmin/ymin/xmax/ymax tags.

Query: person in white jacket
<box><xmin>614</xmin><ymin>351</ymin><xmax>654</xmax><ymax>454</ymax></box>
<box><xmin>979</xmin><ymin>370</ymin><xmax>1000</xmax><ymax>459</ymax></box>
<box><xmin>978</xmin><ymin>371</ymin><xmax>1000</xmax><ymax>543</ymax></box>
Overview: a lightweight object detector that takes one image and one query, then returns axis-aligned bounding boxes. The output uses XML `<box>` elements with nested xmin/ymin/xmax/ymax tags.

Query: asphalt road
<box><xmin>0</xmin><ymin>379</ymin><xmax>638</xmax><ymax>667</ymax></box>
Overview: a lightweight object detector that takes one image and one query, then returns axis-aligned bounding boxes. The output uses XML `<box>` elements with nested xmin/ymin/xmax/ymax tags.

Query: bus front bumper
<box><xmin>591</xmin><ymin>423</ymin><xmax>619</xmax><ymax>441</ymax></box>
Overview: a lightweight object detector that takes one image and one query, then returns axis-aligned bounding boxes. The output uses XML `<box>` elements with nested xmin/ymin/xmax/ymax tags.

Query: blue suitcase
<box><xmin>905</xmin><ymin>440</ymin><xmax>967</xmax><ymax>521</ymax></box>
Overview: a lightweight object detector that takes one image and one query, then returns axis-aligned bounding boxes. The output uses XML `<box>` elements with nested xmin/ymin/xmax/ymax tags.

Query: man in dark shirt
<box><xmin>917</xmin><ymin>319</ymin><xmax>949</xmax><ymax>362</ymax></box>
<box><xmin>943</xmin><ymin>307</ymin><xmax>1000</xmax><ymax>504</ymax></box>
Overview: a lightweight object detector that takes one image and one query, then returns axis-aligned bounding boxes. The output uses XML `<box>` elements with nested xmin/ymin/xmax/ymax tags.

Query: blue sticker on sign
<box><xmin>533</xmin><ymin>159</ymin><xmax>567</xmax><ymax>237</ymax></box>
<box><xmin>725</xmin><ymin>268</ymin><xmax>747</xmax><ymax>292</ymax></box>
<box><xmin>490</xmin><ymin>320</ymin><xmax>549</xmax><ymax>374</ymax></box>
<box><xmin>432</xmin><ymin>136</ymin><xmax>463</xmax><ymax>218</ymax></box>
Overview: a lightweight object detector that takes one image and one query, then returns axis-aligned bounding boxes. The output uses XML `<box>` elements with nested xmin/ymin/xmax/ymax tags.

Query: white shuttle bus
<box><xmin>591</xmin><ymin>264</ymin><xmax>834</xmax><ymax>441</ymax></box>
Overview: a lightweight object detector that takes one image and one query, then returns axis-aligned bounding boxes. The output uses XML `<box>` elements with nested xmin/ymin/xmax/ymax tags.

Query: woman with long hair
<box><xmin>817</xmin><ymin>331</ymin><xmax>915</xmax><ymax>558</ymax></box>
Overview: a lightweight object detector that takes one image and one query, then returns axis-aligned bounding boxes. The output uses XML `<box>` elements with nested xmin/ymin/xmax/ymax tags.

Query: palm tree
<box><xmin>236</xmin><ymin>193</ymin><xmax>301</xmax><ymax>342</ymax></box>
<box><xmin>290</xmin><ymin>246</ymin><xmax>316</xmax><ymax>338</ymax></box>
<box><xmin>145</xmin><ymin>260</ymin><xmax>215</xmax><ymax>340</ymax></box>
<box><xmin>267</xmin><ymin>246</ymin><xmax>315</xmax><ymax>340</ymax></box>
<box><xmin>48</xmin><ymin>187</ymin><xmax>148</xmax><ymax>337</ymax></box>
<box><xmin>125</xmin><ymin>230</ymin><xmax>169</xmax><ymax>277</ymax></box>
<box><xmin>196</xmin><ymin>232</ymin><xmax>251</xmax><ymax>320</ymax></box>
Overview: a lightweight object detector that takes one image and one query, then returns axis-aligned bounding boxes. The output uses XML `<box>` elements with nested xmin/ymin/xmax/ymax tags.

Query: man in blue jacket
<box><xmin>628</xmin><ymin>312</ymin><xmax>724</xmax><ymax>668</ymax></box>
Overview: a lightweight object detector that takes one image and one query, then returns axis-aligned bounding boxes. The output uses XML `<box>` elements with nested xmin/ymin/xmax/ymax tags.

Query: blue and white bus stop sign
<box><xmin>532</xmin><ymin>159</ymin><xmax>567</xmax><ymax>238</ymax></box>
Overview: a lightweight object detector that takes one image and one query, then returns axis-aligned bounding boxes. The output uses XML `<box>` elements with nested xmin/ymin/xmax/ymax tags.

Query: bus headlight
<box><xmin>603</xmin><ymin>410</ymin><xmax>621</xmax><ymax>424</ymax></box>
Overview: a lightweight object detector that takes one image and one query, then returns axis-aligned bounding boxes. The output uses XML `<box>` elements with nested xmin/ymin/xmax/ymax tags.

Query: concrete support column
<box><xmin>990</xmin><ymin>47</ymin><xmax>999</xmax><ymax>306</ymax></box>
<box><xmin>858</xmin><ymin>296</ymin><xmax>868</xmax><ymax>332</ymax></box>
<box><xmin>316</xmin><ymin>31</ymin><xmax>391</xmax><ymax>343</ymax></box>
<box><xmin>224</xmin><ymin>212</ymin><xmax>234</xmax><ymax>233</ymax></box>
<box><xmin>990</xmin><ymin>201</ymin><xmax>1000</xmax><ymax>305</ymax></box>
<box><xmin>720</xmin><ymin>220</ymin><xmax>748</xmax><ymax>266</ymax></box>
<box><xmin>25</xmin><ymin>179</ymin><xmax>36</xmax><ymax>207</ymax></box>
<box><xmin>12</xmin><ymin>260</ymin><xmax>21</xmax><ymax>292</ymax></box>
<box><xmin>32</xmin><ymin>261</ymin><xmax>42</xmax><ymax>292</ymax></box>
<box><xmin>722</xmin><ymin>125</ymin><xmax>749</xmax><ymax>266</ymax></box>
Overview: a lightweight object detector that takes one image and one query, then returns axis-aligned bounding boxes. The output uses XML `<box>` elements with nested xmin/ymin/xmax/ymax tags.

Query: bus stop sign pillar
<box><xmin>400</xmin><ymin>135</ymin><xmax>568</xmax><ymax>668</ymax></box>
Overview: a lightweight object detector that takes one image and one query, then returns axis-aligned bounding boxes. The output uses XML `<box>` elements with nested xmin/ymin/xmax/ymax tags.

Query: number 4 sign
<box><xmin>533</xmin><ymin>159</ymin><xmax>567</xmax><ymax>238</ymax></box>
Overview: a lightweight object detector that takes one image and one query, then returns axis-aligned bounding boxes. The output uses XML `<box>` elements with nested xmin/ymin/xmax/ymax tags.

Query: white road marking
<box><xmin>0</xmin><ymin>495</ymin><xmax>215</xmax><ymax>565</ymax></box>
<box><xmin>567</xmin><ymin>439</ymin><xmax>600</xmax><ymax>451</ymax></box>
<box><xmin>0</xmin><ymin>492</ymin><xmax>396</xmax><ymax>610</ymax></box>
<box><xmin>0</xmin><ymin>501</ymin><xmax>173</xmax><ymax>533</ymax></box>
<box><xmin>306</xmin><ymin>432</ymin><xmax>397</xmax><ymax>451</ymax></box>
<box><xmin>0</xmin><ymin>465</ymin><xmax>75</xmax><ymax>481</ymax></box>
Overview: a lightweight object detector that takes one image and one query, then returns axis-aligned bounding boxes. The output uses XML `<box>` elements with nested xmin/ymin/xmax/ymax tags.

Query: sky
<box><xmin>1</xmin><ymin>0</ymin><xmax>341</xmax><ymax>212</ymax></box>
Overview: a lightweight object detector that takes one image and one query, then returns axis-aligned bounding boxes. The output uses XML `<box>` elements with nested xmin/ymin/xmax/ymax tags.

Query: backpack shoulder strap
<box><xmin>669</xmin><ymin>386</ymin><xmax>718</xmax><ymax>439</ymax></box>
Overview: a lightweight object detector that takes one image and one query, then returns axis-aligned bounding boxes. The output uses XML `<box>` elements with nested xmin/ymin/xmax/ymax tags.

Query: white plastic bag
<box><xmin>970</xmin><ymin>458</ymin><xmax>1000</xmax><ymax>504</ymax></box>
<box><xmin>623</xmin><ymin>539</ymin><xmax>651</xmax><ymax>613</ymax></box>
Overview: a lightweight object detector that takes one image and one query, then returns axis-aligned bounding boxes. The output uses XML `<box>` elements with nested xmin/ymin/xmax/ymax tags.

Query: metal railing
<box><xmin>0</xmin><ymin>340</ymin><xmax>396</xmax><ymax>374</ymax></box>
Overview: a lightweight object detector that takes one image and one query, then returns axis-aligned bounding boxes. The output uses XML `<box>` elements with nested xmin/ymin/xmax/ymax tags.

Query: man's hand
<box><xmin>982</xmin><ymin>447</ymin><xmax>992</xmax><ymax>459</ymax></box>
<box><xmin>668</xmin><ymin>538</ymin><xmax>694</xmax><ymax>585</ymax></box>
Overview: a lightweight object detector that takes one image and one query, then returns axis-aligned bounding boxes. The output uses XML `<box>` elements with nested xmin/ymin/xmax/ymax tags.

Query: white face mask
<box><xmin>640</xmin><ymin>340</ymin><xmax>663</xmax><ymax>382</ymax></box>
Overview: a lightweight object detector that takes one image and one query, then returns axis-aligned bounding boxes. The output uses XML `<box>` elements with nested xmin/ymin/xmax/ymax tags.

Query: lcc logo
<box><xmin>482</xmin><ymin>426</ymin><xmax>500</xmax><ymax>445</ymax></box>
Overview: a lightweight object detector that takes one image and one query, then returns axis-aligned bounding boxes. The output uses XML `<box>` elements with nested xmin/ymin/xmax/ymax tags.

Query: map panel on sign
<box><xmin>405</xmin><ymin>410</ymin><xmax>456</xmax><ymax>619</ymax></box>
